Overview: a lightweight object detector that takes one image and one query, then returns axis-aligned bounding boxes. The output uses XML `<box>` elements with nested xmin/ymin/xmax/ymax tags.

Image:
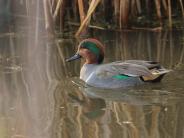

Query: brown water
<box><xmin>0</xmin><ymin>29</ymin><xmax>184</xmax><ymax>138</ymax></box>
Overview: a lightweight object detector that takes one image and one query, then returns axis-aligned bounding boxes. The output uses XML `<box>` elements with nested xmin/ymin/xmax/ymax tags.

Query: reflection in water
<box><xmin>0</xmin><ymin>30</ymin><xmax>55</xmax><ymax>137</ymax></box>
<box><xmin>0</xmin><ymin>30</ymin><xmax>184</xmax><ymax>138</ymax></box>
<box><xmin>59</xmin><ymin>77</ymin><xmax>184</xmax><ymax>138</ymax></box>
<box><xmin>53</xmin><ymin>30</ymin><xmax>184</xmax><ymax>138</ymax></box>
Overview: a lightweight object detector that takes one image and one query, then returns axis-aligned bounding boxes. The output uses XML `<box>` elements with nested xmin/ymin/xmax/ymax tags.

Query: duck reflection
<box><xmin>68</xmin><ymin>77</ymin><xmax>180</xmax><ymax>123</ymax></box>
<box><xmin>68</xmin><ymin>92</ymin><xmax>106</xmax><ymax>120</ymax></box>
<box><xmin>64</xmin><ymin>79</ymin><xmax>184</xmax><ymax>138</ymax></box>
<box><xmin>73</xmin><ymin>80</ymin><xmax>172</xmax><ymax>105</ymax></box>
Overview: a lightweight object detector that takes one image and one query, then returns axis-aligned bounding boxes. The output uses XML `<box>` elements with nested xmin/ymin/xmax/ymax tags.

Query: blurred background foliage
<box><xmin>1</xmin><ymin>0</ymin><xmax>184</xmax><ymax>36</ymax></box>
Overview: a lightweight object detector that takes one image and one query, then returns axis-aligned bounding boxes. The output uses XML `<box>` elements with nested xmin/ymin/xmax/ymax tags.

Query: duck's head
<box><xmin>66</xmin><ymin>38</ymin><xmax>105</xmax><ymax>64</ymax></box>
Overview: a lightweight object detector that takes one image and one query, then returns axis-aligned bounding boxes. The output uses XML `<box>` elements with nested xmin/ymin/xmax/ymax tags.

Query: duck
<box><xmin>66</xmin><ymin>38</ymin><xmax>171</xmax><ymax>89</ymax></box>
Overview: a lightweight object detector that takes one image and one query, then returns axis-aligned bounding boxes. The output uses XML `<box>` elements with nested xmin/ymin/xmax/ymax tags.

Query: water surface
<box><xmin>0</xmin><ymin>29</ymin><xmax>184</xmax><ymax>138</ymax></box>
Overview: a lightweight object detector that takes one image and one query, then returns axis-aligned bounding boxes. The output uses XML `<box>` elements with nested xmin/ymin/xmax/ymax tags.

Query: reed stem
<box><xmin>120</xmin><ymin>0</ymin><xmax>130</xmax><ymax>29</ymax></box>
<box><xmin>43</xmin><ymin>0</ymin><xmax>55</xmax><ymax>34</ymax></box>
<box><xmin>75</xmin><ymin>0</ymin><xmax>101</xmax><ymax>37</ymax></box>
<box><xmin>53</xmin><ymin>0</ymin><xmax>64</xmax><ymax>21</ymax></box>
<box><xmin>167</xmin><ymin>0</ymin><xmax>172</xmax><ymax>28</ymax></box>
<box><xmin>154</xmin><ymin>0</ymin><xmax>162</xmax><ymax>26</ymax></box>
<box><xmin>179</xmin><ymin>0</ymin><xmax>184</xmax><ymax>18</ymax></box>
<box><xmin>78</xmin><ymin>0</ymin><xmax>86</xmax><ymax>22</ymax></box>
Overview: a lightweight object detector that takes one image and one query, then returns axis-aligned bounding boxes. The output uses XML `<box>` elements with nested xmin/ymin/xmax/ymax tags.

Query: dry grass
<box><xmin>40</xmin><ymin>0</ymin><xmax>184</xmax><ymax>36</ymax></box>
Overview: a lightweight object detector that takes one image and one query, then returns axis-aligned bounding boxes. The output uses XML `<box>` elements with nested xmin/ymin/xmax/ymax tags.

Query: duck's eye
<box><xmin>80</xmin><ymin>45</ymin><xmax>85</xmax><ymax>48</ymax></box>
<box><xmin>80</xmin><ymin>47</ymin><xmax>85</xmax><ymax>49</ymax></box>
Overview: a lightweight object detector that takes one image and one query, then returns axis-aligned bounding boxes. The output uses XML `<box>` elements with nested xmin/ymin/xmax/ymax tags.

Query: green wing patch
<box><xmin>112</xmin><ymin>74</ymin><xmax>130</xmax><ymax>80</ymax></box>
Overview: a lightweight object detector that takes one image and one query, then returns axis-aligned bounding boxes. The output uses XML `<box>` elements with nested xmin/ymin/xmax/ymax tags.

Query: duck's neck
<box><xmin>85</xmin><ymin>59</ymin><xmax>98</xmax><ymax>64</ymax></box>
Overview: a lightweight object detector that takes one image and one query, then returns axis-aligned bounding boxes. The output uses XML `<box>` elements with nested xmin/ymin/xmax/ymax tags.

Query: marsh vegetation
<box><xmin>0</xmin><ymin>1</ymin><xmax>184</xmax><ymax>138</ymax></box>
<box><xmin>1</xmin><ymin>0</ymin><xmax>184</xmax><ymax>36</ymax></box>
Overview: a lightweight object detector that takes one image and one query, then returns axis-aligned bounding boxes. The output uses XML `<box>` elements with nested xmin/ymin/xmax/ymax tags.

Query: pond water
<box><xmin>0</xmin><ymin>28</ymin><xmax>184</xmax><ymax>138</ymax></box>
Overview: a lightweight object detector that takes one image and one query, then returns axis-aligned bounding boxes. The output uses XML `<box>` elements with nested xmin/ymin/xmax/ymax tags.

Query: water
<box><xmin>0</xmin><ymin>29</ymin><xmax>184</xmax><ymax>138</ymax></box>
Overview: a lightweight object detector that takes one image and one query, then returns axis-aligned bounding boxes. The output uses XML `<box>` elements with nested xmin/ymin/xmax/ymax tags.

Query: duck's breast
<box><xmin>80</xmin><ymin>64</ymin><xmax>98</xmax><ymax>82</ymax></box>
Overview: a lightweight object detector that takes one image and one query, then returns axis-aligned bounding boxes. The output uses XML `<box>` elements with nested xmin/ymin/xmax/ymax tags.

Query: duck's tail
<box><xmin>142</xmin><ymin>68</ymin><xmax>172</xmax><ymax>82</ymax></box>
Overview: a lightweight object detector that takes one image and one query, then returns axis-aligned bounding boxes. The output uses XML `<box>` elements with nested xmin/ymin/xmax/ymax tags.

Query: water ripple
<box><xmin>0</xmin><ymin>56</ymin><xmax>22</xmax><ymax>74</ymax></box>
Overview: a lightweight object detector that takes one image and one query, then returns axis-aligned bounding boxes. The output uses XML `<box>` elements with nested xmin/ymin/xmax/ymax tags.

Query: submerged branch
<box><xmin>68</xmin><ymin>22</ymin><xmax>105</xmax><ymax>30</ymax></box>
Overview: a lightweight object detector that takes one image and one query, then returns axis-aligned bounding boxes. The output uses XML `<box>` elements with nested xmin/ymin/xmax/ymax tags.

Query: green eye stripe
<box><xmin>83</xmin><ymin>42</ymin><xmax>100</xmax><ymax>57</ymax></box>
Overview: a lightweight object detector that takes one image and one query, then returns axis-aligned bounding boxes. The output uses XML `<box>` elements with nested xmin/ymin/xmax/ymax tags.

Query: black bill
<box><xmin>66</xmin><ymin>53</ymin><xmax>81</xmax><ymax>62</ymax></box>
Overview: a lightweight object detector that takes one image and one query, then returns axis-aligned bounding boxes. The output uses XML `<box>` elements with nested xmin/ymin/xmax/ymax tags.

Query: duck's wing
<box><xmin>124</xmin><ymin>60</ymin><xmax>172</xmax><ymax>75</ymax></box>
<box><xmin>95</xmin><ymin>61</ymin><xmax>154</xmax><ymax>79</ymax></box>
<box><xmin>124</xmin><ymin>60</ymin><xmax>161</xmax><ymax>69</ymax></box>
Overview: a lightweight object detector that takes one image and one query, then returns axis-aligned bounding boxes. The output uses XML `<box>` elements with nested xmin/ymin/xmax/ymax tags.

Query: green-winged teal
<box><xmin>66</xmin><ymin>38</ymin><xmax>171</xmax><ymax>89</ymax></box>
